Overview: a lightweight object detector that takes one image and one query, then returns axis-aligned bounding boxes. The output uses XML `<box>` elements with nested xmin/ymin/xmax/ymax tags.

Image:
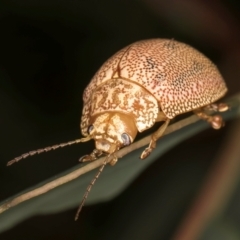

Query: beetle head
<box><xmin>88</xmin><ymin>112</ymin><xmax>138</xmax><ymax>154</ymax></box>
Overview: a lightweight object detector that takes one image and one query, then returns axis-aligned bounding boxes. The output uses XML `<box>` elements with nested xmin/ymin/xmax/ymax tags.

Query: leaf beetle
<box><xmin>8</xmin><ymin>39</ymin><xmax>228</xmax><ymax>218</ymax></box>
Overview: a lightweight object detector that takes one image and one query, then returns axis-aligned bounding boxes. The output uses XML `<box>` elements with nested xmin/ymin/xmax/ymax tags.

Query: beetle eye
<box><xmin>121</xmin><ymin>133</ymin><xmax>131</xmax><ymax>146</ymax></box>
<box><xmin>87</xmin><ymin>125</ymin><xmax>94</xmax><ymax>134</ymax></box>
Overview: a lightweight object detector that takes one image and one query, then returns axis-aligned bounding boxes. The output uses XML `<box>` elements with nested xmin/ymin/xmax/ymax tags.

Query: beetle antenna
<box><xmin>7</xmin><ymin>136</ymin><xmax>91</xmax><ymax>166</ymax></box>
<box><xmin>74</xmin><ymin>154</ymin><xmax>111</xmax><ymax>220</ymax></box>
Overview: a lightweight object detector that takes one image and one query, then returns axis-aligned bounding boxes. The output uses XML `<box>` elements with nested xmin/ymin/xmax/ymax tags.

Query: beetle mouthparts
<box><xmin>95</xmin><ymin>139</ymin><xmax>119</xmax><ymax>154</ymax></box>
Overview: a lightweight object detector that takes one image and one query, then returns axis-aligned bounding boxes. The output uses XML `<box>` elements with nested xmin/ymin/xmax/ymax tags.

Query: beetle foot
<box><xmin>109</xmin><ymin>156</ymin><xmax>118</xmax><ymax>166</ymax></box>
<box><xmin>79</xmin><ymin>149</ymin><xmax>103</xmax><ymax>162</ymax></box>
<box><xmin>79</xmin><ymin>154</ymin><xmax>94</xmax><ymax>162</ymax></box>
<box><xmin>140</xmin><ymin>147</ymin><xmax>153</xmax><ymax>159</ymax></box>
<box><xmin>209</xmin><ymin>115</ymin><xmax>224</xmax><ymax>129</ymax></box>
<box><xmin>140</xmin><ymin>140</ymin><xmax>156</xmax><ymax>159</ymax></box>
<box><xmin>204</xmin><ymin>103</ymin><xmax>229</xmax><ymax>113</ymax></box>
<box><xmin>194</xmin><ymin>109</ymin><xmax>225</xmax><ymax>130</ymax></box>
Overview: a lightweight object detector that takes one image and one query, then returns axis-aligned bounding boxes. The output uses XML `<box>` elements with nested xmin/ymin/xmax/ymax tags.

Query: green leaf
<box><xmin>0</xmin><ymin>99</ymin><xmax>239</xmax><ymax>233</ymax></box>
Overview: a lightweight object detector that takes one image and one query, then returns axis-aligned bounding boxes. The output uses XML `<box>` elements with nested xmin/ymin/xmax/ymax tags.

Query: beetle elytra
<box><xmin>8</xmin><ymin>39</ymin><xmax>228</xmax><ymax>219</ymax></box>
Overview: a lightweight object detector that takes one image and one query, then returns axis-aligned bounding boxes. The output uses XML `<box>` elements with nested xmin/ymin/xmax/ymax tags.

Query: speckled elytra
<box><xmin>8</xmin><ymin>39</ymin><xmax>228</xmax><ymax>219</ymax></box>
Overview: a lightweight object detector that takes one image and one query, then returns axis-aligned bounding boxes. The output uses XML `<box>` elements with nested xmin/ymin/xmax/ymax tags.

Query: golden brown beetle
<box><xmin>8</xmin><ymin>39</ymin><xmax>228</xmax><ymax>219</ymax></box>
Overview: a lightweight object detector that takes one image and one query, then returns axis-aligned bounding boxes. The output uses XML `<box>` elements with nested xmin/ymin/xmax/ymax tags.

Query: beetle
<box><xmin>8</xmin><ymin>39</ymin><xmax>228</xmax><ymax>219</ymax></box>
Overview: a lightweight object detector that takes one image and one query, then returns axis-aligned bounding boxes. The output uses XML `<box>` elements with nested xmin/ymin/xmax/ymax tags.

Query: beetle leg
<box><xmin>140</xmin><ymin>118</ymin><xmax>170</xmax><ymax>159</ymax></box>
<box><xmin>155</xmin><ymin>110</ymin><xmax>168</xmax><ymax>122</ymax></box>
<box><xmin>80</xmin><ymin>151</ymin><xmax>118</xmax><ymax>166</ymax></box>
<box><xmin>194</xmin><ymin>108</ymin><xmax>224</xmax><ymax>130</ymax></box>
<box><xmin>203</xmin><ymin>103</ymin><xmax>229</xmax><ymax>113</ymax></box>
<box><xmin>109</xmin><ymin>154</ymin><xmax>118</xmax><ymax>166</ymax></box>
<box><xmin>79</xmin><ymin>149</ymin><xmax>103</xmax><ymax>162</ymax></box>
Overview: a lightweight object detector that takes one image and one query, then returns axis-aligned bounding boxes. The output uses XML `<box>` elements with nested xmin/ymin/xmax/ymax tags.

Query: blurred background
<box><xmin>0</xmin><ymin>0</ymin><xmax>240</xmax><ymax>239</ymax></box>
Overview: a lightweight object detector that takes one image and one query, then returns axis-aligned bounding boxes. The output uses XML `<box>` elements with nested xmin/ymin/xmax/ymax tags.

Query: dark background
<box><xmin>0</xmin><ymin>0</ymin><xmax>240</xmax><ymax>239</ymax></box>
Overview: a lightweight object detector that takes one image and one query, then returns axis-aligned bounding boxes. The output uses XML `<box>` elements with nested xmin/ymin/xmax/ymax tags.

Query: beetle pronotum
<box><xmin>8</xmin><ymin>39</ymin><xmax>228</xmax><ymax>219</ymax></box>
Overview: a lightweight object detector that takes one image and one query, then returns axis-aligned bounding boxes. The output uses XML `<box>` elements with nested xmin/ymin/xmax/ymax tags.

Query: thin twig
<box><xmin>0</xmin><ymin>115</ymin><xmax>200</xmax><ymax>214</ymax></box>
<box><xmin>0</xmin><ymin>94</ymin><xmax>239</xmax><ymax>215</ymax></box>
